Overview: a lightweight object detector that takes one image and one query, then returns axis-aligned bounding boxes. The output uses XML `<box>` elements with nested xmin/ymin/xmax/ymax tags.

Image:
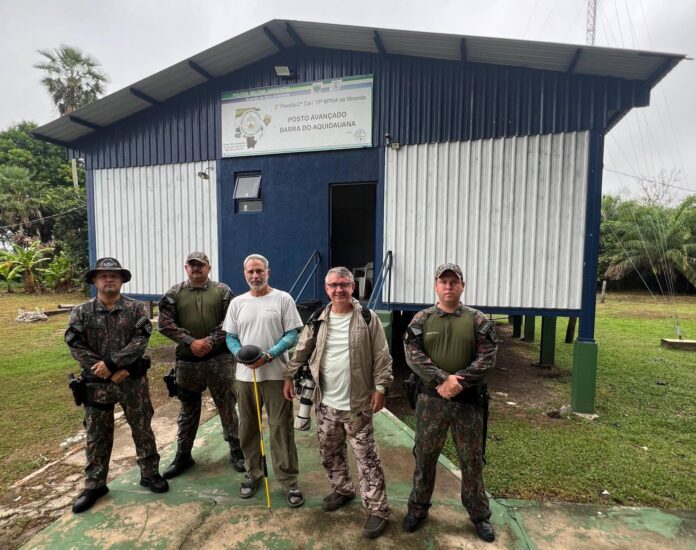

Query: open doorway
<box><xmin>330</xmin><ymin>183</ymin><xmax>376</xmax><ymax>300</ymax></box>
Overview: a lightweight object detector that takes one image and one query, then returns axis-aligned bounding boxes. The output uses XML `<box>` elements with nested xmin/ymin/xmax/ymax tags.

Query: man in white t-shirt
<box><xmin>284</xmin><ymin>266</ymin><xmax>393</xmax><ymax>538</ymax></box>
<box><xmin>223</xmin><ymin>254</ymin><xmax>305</xmax><ymax>507</ymax></box>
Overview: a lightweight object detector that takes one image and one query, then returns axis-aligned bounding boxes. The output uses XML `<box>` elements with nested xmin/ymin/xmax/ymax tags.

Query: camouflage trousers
<box><xmin>408</xmin><ymin>393</ymin><xmax>490</xmax><ymax>522</ymax></box>
<box><xmin>175</xmin><ymin>354</ymin><xmax>241</xmax><ymax>455</ymax></box>
<box><xmin>316</xmin><ymin>403</ymin><xmax>389</xmax><ymax>518</ymax></box>
<box><xmin>83</xmin><ymin>375</ymin><xmax>160</xmax><ymax>489</ymax></box>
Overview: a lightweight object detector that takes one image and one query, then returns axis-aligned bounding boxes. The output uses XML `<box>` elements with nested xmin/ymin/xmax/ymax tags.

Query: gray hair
<box><xmin>243</xmin><ymin>254</ymin><xmax>269</xmax><ymax>269</ymax></box>
<box><xmin>325</xmin><ymin>266</ymin><xmax>354</xmax><ymax>283</ymax></box>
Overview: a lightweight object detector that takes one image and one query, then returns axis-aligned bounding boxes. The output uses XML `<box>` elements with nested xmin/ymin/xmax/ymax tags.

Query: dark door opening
<box><xmin>330</xmin><ymin>183</ymin><xmax>376</xmax><ymax>300</ymax></box>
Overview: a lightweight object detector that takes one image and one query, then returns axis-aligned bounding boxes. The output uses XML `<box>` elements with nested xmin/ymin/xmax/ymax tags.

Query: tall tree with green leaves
<box><xmin>0</xmin><ymin>166</ymin><xmax>45</xmax><ymax>241</ymax></box>
<box><xmin>604</xmin><ymin>195</ymin><xmax>696</xmax><ymax>291</ymax></box>
<box><xmin>34</xmin><ymin>45</ymin><xmax>107</xmax><ymax>115</ymax></box>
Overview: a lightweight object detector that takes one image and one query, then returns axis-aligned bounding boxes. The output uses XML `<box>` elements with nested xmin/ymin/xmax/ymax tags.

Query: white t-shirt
<box><xmin>222</xmin><ymin>288</ymin><xmax>303</xmax><ymax>382</ymax></box>
<box><xmin>320</xmin><ymin>310</ymin><xmax>352</xmax><ymax>411</ymax></box>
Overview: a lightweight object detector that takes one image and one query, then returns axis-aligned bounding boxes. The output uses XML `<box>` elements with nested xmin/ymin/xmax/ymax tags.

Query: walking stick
<box><xmin>252</xmin><ymin>368</ymin><xmax>272</xmax><ymax>511</ymax></box>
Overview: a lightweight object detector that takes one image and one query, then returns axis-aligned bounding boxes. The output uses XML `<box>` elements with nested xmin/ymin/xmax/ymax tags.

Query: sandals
<box><xmin>287</xmin><ymin>488</ymin><xmax>305</xmax><ymax>508</ymax></box>
<box><xmin>240</xmin><ymin>475</ymin><xmax>263</xmax><ymax>499</ymax></box>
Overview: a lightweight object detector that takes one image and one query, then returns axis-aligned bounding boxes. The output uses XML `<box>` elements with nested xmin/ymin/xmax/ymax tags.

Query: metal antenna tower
<box><xmin>586</xmin><ymin>0</ymin><xmax>598</xmax><ymax>45</ymax></box>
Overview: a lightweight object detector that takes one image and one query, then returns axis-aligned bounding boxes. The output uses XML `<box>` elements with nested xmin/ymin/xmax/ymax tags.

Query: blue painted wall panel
<box><xmin>218</xmin><ymin>147</ymin><xmax>379</xmax><ymax>297</ymax></box>
<box><xmin>75</xmin><ymin>47</ymin><xmax>649</xmax><ymax>170</ymax></box>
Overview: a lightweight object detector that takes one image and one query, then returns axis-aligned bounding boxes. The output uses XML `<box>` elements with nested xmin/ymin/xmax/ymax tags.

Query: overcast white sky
<box><xmin>1</xmin><ymin>0</ymin><xmax>694</xmax><ymax>199</ymax></box>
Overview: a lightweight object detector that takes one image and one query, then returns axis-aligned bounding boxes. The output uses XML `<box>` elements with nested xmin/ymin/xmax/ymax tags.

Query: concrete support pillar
<box><xmin>571</xmin><ymin>340</ymin><xmax>598</xmax><ymax>413</ymax></box>
<box><xmin>539</xmin><ymin>316</ymin><xmax>557</xmax><ymax>366</ymax></box>
<box><xmin>523</xmin><ymin>315</ymin><xmax>535</xmax><ymax>342</ymax></box>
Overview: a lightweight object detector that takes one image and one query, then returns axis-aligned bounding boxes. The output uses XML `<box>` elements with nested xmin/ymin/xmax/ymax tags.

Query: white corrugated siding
<box><xmin>93</xmin><ymin>161</ymin><xmax>218</xmax><ymax>295</ymax></box>
<box><xmin>384</xmin><ymin>132</ymin><xmax>589</xmax><ymax>309</ymax></box>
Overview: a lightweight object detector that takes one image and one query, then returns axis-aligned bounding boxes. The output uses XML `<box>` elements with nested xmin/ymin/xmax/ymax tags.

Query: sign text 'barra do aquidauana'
<box><xmin>221</xmin><ymin>75</ymin><xmax>373</xmax><ymax>157</ymax></box>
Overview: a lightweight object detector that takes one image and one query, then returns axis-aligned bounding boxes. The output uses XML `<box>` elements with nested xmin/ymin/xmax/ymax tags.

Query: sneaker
<box><xmin>140</xmin><ymin>474</ymin><xmax>169</xmax><ymax>493</ymax></box>
<box><xmin>323</xmin><ymin>490</ymin><xmax>355</xmax><ymax>511</ymax></box>
<box><xmin>72</xmin><ymin>485</ymin><xmax>109</xmax><ymax>514</ymax></box>
<box><xmin>475</xmin><ymin>520</ymin><xmax>495</xmax><ymax>542</ymax></box>
<box><xmin>362</xmin><ymin>514</ymin><xmax>387</xmax><ymax>539</ymax></box>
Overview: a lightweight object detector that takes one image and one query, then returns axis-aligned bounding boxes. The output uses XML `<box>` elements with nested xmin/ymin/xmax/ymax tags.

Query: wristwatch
<box><xmin>375</xmin><ymin>384</ymin><xmax>386</xmax><ymax>394</ymax></box>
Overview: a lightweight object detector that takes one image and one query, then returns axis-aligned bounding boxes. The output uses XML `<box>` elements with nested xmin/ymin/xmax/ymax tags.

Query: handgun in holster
<box><xmin>402</xmin><ymin>373</ymin><xmax>420</xmax><ymax>410</ymax></box>
<box><xmin>163</xmin><ymin>368</ymin><xmax>177</xmax><ymax>397</ymax></box>
<box><xmin>68</xmin><ymin>373</ymin><xmax>86</xmax><ymax>407</ymax></box>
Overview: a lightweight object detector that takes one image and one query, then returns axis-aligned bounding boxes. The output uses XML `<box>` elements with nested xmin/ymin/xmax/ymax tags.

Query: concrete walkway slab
<box><xmin>23</xmin><ymin>410</ymin><xmax>696</xmax><ymax>549</ymax></box>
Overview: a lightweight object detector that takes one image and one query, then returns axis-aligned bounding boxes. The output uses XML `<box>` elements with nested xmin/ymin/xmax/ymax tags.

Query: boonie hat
<box><xmin>85</xmin><ymin>257</ymin><xmax>132</xmax><ymax>285</ymax></box>
<box><xmin>435</xmin><ymin>262</ymin><xmax>463</xmax><ymax>281</ymax></box>
<box><xmin>186</xmin><ymin>251</ymin><xmax>210</xmax><ymax>265</ymax></box>
<box><xmin>236</xmin><ymin>345</ymin><xmax>264</xmax><ymax>365</ymax></box>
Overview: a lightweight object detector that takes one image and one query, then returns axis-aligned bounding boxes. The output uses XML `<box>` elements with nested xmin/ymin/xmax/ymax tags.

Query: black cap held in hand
<box><xmin>236</xmin><ymin>345</ymin><xmax>264</xmax><ymax>365</ymax></box>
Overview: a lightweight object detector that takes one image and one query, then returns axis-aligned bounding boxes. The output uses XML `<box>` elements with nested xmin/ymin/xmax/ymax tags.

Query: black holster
<box><xmin>402</xmin><ymin>373</ymin><xmax>420</xmax><ymax>410</ymax></box>
<box><xmin>68</xmin><ymin>373</ymin><xmax>85</xmax><ymax>407</ymax></box>
<box><xmin>163</xmin><ymin>368</ymin><xmax>177</xmax><ymax>397</ymax></box>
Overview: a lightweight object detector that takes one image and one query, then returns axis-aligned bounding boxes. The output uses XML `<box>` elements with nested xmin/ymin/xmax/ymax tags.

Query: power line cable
<box><xmin>0</xmin><ymin>205</ymin><xmax>86</xmax><ymax>231</ymax></box>
<box><xmin>604</xmin><ymin>168</ymin><xmax>696</xmax><ymax>194</ymax></box>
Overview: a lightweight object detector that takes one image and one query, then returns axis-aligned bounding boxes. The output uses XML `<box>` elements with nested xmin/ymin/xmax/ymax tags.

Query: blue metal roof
<box><xmin>32</xmin><ymin>19</ymin><xmax>684</xmax><ymax>147</ymax></box>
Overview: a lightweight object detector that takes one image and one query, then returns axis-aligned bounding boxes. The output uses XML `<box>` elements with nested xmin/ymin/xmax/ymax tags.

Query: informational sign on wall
<box><xmin>221</xmin><ymin>75</ymin><xmax>373</xmax><ymax>157</ymax></box>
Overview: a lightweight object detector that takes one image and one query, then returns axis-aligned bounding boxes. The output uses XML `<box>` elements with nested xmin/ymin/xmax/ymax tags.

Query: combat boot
<box><xmin>163</xmin><ymin>452</ymin><xmax>195</xmax><ymax>479</ymax></box>
<box><xmin>140</xmin><ymin>473</ymin><xmax>169</xmax><ymax>493</ymax></box>
<box><xmin>230</xmin><ymin>447</ymin><xmax>245</xmax><ymax>473</ymax></box>
<box><xmin>72</xmin><ymin>485</ymin><xmax>109</xmax><ymax>513</ymax></box>
<box><xmin>475</xmin><ymin>520</ymin><xmax>495</xmax><ymax>542</ymax></box>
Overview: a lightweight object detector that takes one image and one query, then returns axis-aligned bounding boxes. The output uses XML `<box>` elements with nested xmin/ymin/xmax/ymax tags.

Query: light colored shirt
<box><xmin>222</xmin><ymin>289</ymin><xmax>303</xmax><ymax>382</ymax></box>
<box><xmin>320</xmin><ymin>310</ymin><xmax>352</xmax><ymax>410</ymax></box>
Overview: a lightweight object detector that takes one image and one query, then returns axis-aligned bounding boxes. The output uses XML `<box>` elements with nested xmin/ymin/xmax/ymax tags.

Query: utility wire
<box><xmin>0</xmin><ymin>205</ymin><xmax>86</xmax><ymax>231</ymax></box>
<box><xmin>604</xmin><ymin>168</ymin><xmax>696</xmax><ymax>194</ymax></box>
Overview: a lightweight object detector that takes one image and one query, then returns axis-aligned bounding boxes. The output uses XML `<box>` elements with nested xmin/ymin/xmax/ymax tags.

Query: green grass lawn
<box><xmin>405</xmin><ymin>293</ymin><xmax>696</xmax><ymax>509</ymax></box>
<box><xmin>0</xmin><ymin>292</ymin><xmax>170</xmax><ymax>493</ymax></box>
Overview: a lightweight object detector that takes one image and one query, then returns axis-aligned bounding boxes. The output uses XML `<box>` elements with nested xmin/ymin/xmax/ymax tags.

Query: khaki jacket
<box><xmin>285</xmin><ymin>299</ymin><xmax>393</xmax><ymax>415</ymax></box>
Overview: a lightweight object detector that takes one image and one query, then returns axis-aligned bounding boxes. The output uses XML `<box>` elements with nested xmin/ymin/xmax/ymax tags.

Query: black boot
<box><xmin>475</xmin><ymin>520</ymin><xmax>495</xmax><ymax>542</ymax></box>
<box><xmin>140</xmin><ymin>473</ymin><xmax>169</xmax><ymax>493</ymax></box>
<box><xmin>163</xmin><ymin>452</ymin><xmax>195</xmax><ymax>479</ymax></box>
<box><xmin>230</xmin><ymin>448</ymin><xmax>245</xmax><ymax>473</ymax></box>
<box><xmin>72</xmin><ymin>485</ymin><xmax>109</xmax><ymax>513</ymax></box>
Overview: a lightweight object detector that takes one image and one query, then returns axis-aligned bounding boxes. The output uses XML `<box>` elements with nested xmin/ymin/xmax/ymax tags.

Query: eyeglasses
<box><xmin>326</xmin><ymin>282</ymin><xmax>353</xmax><ymax>289</ymax></box>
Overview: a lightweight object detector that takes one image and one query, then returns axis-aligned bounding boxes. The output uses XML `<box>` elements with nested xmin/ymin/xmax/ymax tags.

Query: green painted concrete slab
<box><xmin>24</xmin><ymin>410</ymin><xmax>696</xmax><ymax>549</ymax></box>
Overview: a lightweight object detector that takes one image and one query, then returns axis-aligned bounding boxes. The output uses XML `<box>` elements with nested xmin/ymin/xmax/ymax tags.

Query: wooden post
<box><xmin>600</xmin><ymin>280</ymin><xmax>607</xmax><ymax>303</ymax></box>
<box><xmin>512</xmin><ymin>316</ymin><xmax>522</xmax><ymax>338</ymax></box>
<box><xmin>523</xmin><ymin>315</ymin><xmax>535</xmax><ymax>342</ymax></box>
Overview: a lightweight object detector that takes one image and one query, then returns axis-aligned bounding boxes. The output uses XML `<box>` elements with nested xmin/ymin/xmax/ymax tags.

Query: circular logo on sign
<box><xmin>354</xmin><ymin>129</ymin><xmax>366</xmax><ymax>141</ymax></box>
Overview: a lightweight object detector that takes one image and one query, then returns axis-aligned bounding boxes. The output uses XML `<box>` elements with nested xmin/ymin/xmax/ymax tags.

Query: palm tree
<box><xmin>0</xmin><ymin>166</ymin><xmax>45</xmax><ymax>239</ymax></box>
<box><xmin>2</xmin><ymin>241</ymin><xmax>54</xmax><ymax>293</ymax></box>
<box><xmin>34</xmin><ymin>46</ymin><xmax>107</xmax><ymax>115</ymax></box>
<box><xmin>0</xmin><ymin>260</ymin><xmax>22</xmax><ymax>293</ymax></box>
<box><xmin>604</xmin><ymin>196</ymin><xmax>696</xmax><ymax>291</ymax></box>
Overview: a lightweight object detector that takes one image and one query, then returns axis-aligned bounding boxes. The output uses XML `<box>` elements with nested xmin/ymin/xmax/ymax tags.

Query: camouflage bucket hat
<box><xmin>85</xmin><ymin>257</ymin><xmax>132</xmax><ymax>285</ymax></box>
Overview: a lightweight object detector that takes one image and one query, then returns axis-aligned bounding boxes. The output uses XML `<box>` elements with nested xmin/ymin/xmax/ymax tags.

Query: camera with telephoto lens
<box><xmin>293</xmin><ymin>365</ymin><xmax>316</xmax><ymax>431</ymax></box>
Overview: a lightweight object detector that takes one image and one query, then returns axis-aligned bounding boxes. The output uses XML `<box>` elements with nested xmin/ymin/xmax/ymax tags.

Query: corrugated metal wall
<box><xmin>384</xmin><ymin>131</ymin><xmax>589</xmax><ymax>309</ymax></box>
<box><xmin>76</xmin><ymin>48</ymin><xmax>647</xmax><ymax>170</ymax></box>
<box><xmin>92</xmin><ymin>161</ymin><xmax>219</xmax><ymax>295</ymax></box>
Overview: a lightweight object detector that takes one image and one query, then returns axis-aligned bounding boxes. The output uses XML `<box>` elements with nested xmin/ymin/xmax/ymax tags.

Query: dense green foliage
<box><xmin>600</xmin><ymin>194</ymin><xmax>696</xmax><ymax>293</ymax></box>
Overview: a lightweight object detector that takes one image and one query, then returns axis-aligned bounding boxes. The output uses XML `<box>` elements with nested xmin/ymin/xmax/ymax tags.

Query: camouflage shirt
<box><xmin>157</xmin><ymin>280</ymin><xmax>233</xmax><ymax>360</ymax></box>
<box><xmin>404</xmin><ymin>304</ymin><xmax>498</xmax><ymax>389</ymax></box>
<box><xmin>65</xmin><ymin>295</ymin><xmax>152</xmax><ymax>375</ymax></box>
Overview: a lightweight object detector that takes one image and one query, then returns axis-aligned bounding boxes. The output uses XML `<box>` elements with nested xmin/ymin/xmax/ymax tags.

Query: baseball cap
<box><xmin>435</xmin><ymin>262</ymin><xmax>463</xmax><ymax>281</ymax></box>
<box><xmin>186</xmin><ymin>251</ymin><xmax>210</xmax><ymax>265</ymax></box>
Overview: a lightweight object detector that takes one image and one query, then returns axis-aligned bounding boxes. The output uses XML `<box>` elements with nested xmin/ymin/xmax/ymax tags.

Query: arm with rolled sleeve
<box><xmin>403</xmin><ymin>309</ymin><xmax>450</xmax><ymax>386</ymax></box>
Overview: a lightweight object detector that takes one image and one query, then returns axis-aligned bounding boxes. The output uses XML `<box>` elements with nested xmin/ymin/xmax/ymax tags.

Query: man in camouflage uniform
<box><xmin>158</xmin><ymin>251</ymin><xmax>244</xmax><ymax>478</ymax></box>
<box><xmin>65</xmin><ymin>257</ymin><xmax>168</xmax><ymax>514</ymax></box>
<box><xmin>402</xmin><ymin>263</ymin><xmax>498</xmax><ymax>543</ymax></box>
<box><xmin>284</xmin><ymin>266</ymin><xmax>393</xmax><ymax>539</ymax></box>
